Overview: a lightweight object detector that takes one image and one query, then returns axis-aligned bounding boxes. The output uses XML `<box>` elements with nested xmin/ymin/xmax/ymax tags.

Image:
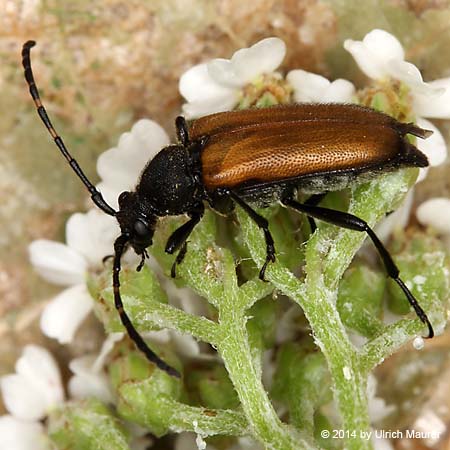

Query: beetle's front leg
<box><xmin>225</xmin><ymin>190</ymin><xmax>275</xmax><ymax>281</ymax></box>
<box><xmin>165</xmin><ymin>205</ymin><xmax>204</xmax><ymax>277</ymax></box>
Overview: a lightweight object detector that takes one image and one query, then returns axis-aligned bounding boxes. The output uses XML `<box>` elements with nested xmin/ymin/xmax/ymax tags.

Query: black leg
<box><xmin>136</xmin><ymin>249</ymin><xmax>149</xmax><ymax>272</ymax></box>
<box><xmin>227</xmin><ymin>190</ymin><xmax>275</xmax><ymax>280</ymax></box>
<box><xmin>171</xmin><ymin>242</ymin><xmax>188</xmax><ymax>278</ymax></box>
<box><xmin>113</xmin><ymin>235</ymin><xmax>180</xmax><ymax>377</ymax></box>
<box><xmin>282</xmin><ymin>196</ymin><xmax>434</xmax><ymax>338</ymax></box>
<box><xmin>22</xmin><ymin>41</ymin><xmax>116</xmax><ymax>217</ymax></box>
<box><xmin>305</xmin><ymin>193</ymin><xmax>326</xmax><ymax>233</ymax></box>
<box><xmin>165</xmin><ymin>206</ymin><xmax>204</xmax><ymax>277</ymax></box>
<box><xmin>175</xmin><ymin>116</ymin><xmax>190</xmax><ymax>146</ymax></box>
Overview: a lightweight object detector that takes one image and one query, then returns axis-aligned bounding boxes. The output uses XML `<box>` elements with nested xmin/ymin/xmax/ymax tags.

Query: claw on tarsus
<box><xmin>136</xmin><ymin>249</ymin><xmax>149</xmax><ymax>272</ymax></box>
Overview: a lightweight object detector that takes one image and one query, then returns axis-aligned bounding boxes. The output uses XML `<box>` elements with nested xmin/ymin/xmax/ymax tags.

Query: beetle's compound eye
<box><xmin>118</xmin><ymin>191</ymin><xmax>131</xmax><ymax>207</ymax></box>
<box><xmin>134</xmin><ymin>219</ymin><xmax>149</xmax><ymax>236</ymax></box>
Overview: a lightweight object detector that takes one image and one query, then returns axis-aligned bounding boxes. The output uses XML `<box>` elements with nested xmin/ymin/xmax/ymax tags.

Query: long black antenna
<box><xmin>113</xmin><ymin>235</ymin><xmax>180</xmax><ymax>378</ymax></box>
<box><xmin>23</xmin><ymin>40</ymin><xmax>179</xmax><ymax>377</ymax></box>
<box><xmin>21</xmin><ymin>41</ymin><xmax>116</xmax><ymax>216</ymax></box>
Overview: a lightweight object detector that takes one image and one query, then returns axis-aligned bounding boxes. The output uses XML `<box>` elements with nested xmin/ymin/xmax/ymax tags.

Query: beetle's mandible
<box><xmin>22</xmin><ymin>40</ymin><xmax>434</xmax><ymax>378</ymax></box>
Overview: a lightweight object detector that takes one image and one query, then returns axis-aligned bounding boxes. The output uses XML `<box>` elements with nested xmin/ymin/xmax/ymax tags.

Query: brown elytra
<box><xmin>190</xmin><ymin>104</ymin><xmax>429</xmax><ymax>190</ymax></box>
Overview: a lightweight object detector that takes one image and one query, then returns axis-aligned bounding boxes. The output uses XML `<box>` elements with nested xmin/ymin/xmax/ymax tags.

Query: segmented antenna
<box><xmin>21</xmin><ymin>41</ymin><xmax>116</xmax><ymax>216</ymax></box>
<box><xmin>23</xmin><ymin>41</ymin><xmax>180</xmax><ymax>377</ymax></box>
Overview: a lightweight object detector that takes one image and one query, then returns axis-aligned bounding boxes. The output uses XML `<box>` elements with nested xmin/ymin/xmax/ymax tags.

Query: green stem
<box><xmin>124</xmin><ymin>295</ymin><xmax>220</xmax><ymax>344</ymax></box>
<box><xmin>239</xmin><ymin>278</ymin><xmax>275</xmax><ymax>310</ymax></box>
<box><xmin>278</xmin><ymin>266</ymin><xmax>371</xmax><ymax>449</ymax></box>
<box><xmin>239</xmin><ymin>210</ymin><xmax>372</xmax><ymax>450</ymax></box>
<box><xmin>119</xmin><ymin>381</ymin><xmax>248</xmax><ymax>436</ymax></box>
<box><xmin>217</xmin><ymin>301</ymin><xmax>315</xmax><ymax>450</ymax></box>
<box><xmin>160</xmin><ymin>399</ymin><xmax>249</xmax><ymax>436</ymax></box>
<box><xmin>360</xmin><ymin>318</ymin><xmax>423</xmax><ymax>374</ymax></box>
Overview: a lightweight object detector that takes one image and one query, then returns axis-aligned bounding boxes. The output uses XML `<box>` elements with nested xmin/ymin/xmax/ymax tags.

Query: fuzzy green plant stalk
<box><xmin>68</xmin><ymin>165</ymin><xmax>447</xmax><ymax>450</ymax></box>
<box><xmin>238</xmin><ymin>169</ymin><xmax>445</xmax><ymax>450</ymax></box>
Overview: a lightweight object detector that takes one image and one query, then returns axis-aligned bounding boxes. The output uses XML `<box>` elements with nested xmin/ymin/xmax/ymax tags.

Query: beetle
<box><xmin>22</xmin><ymin>40</ymin><xmax>434</xmax><ymax>378</ymax></box>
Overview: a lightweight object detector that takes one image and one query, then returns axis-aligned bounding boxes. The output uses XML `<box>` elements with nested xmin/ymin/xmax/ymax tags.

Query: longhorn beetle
<box><xmin>22</xmin><ymin>40</ymin><xmax>434</xmax><ymax>378</ymax></box>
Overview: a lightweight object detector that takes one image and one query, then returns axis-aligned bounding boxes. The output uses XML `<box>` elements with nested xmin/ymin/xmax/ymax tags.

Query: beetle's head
<box><xmin>116</xmin><ymin>190</ymin><xmax>157</xmax><ymax>255</ymax></box>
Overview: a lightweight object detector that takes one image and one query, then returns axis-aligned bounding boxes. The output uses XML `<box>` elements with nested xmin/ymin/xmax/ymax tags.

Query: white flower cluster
<box><xmin>342</xmin><ymin>30</ymin><xmax>449</xmax><ymax>239</ymax></box>
<box><xmin>2</xmin><ymin>29</ymin><xmax>449</xmax><ymax>449</ymax></box>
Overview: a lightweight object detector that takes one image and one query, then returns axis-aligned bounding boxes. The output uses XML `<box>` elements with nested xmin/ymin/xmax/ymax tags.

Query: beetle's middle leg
<box><xmin>165</xmin><ymin>204</ymin><xmax>204</xmax><ymax>277</ymax></box>
<box><xmin>226</xmin><ymin>190</ymin><xmax>275</xmax><ymax>280</ymax></box>
<box><xmin>281</xmin><ymin>196</ymin><xmax>434</xmax><ymax>338</ymax></box>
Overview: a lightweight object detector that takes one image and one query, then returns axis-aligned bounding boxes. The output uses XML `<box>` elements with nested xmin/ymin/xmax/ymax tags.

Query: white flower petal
<box><xmin>287</xmin><ymin>69</ymin><xmax>355</xmax><ymax>103</ymax></box>
<box><xmin>344</xmin><ymin>30</ymin><xmax>405</xmax><ymax>80</ymax></box>
<box><xmin>207</xmin><ymin>58</ymin><xmax>244</xmax><ymax>88</ymax></box>
<box><xmin>181</xmin><ymin>94</ymin><xmax>238</xmax><ymax>119</ymax></box>
<box><xmin>96</xmin><ymin>148</ymin><xmax>137</xmax><ymax>191</ymax></box>
<box><xmin>386</xmin><ymin>60</ymin><xmax>441</xmax><ymax>99</ymax></box>
<box><xmin>97</xmin><ymin>119</ymin><xmax>170</xmax><ymax>198</ymax></box>
<box><xmin>131</xmin><ymin>119</ymin><xmax>170</xmax><ymax>151</ymax></box>
<box><xmin>1</xmin><ymin>346</ymin><xmax>64</xmax><ymax>420</ymax></box>
<box><xmin>95</xmin><ymin>181</ymin><xmax>122</xmax><ymax>211</ymax></box>
<box><xmin>179</xmin><ymin>63</ymin><xmax>236</xmax><ymax>102</ymax></box>
<box><xmin>322</xmin><ymin>79</ymin><xmax>355</xmax><ymax>102</ymax></box>
<box><xmin>287</xmin><ymin>69</ymin><xmax>330</xmax><ymax>102</ymax></box>
<box><xmin>15</xmin><ymin>346</ymin><xmax>63</xmax><ymax>402</ymax></box>
<box><xmin>415</xmin><ymin>118</ymin><xmax>447</xmax><ymax>168</ymax></box>
<box><xmin>0</xmin><ymin>415</ymin><xmax>49</xmax><ymax>450</ymax></box>
<box><xmin>343</xmin><ymin>40</ymin><xmax>389</xmax><ymax>80</ymax></box>
<box><xmin>65</xmin><ymin>209</ymin><xmax>119</xmax><ymax>268</ymax></box>
<box><xmin>1</xmin><ymin>375</ymin><xmax>48</xmax><ymax>420</ymax></box>
<box><xmin>180</xmin><ymin>38</ymin><xmax>285</xmax><ymax>118</ymax></box>
<box><xmin>68</xmin><ymin>356</ymin><xmax>114</xmax><ymax>404</ymax></box>
<box><xmin>414</xmin><ymin>77</ymin><xmax>450</xmax><ymax>118</ymax></box>
<box><xmin>416</xmin><ymin>198</ymin><xmax>450</xmax><ymax>234</ymax></box>
<box><xmin>362</xmin><ymin>29</ymin><xmax>404</xmax><ymax>62</ymax></box>
<box><xmin>345</xmin><ymin>30</ymin><xmax>450</xmax><ymax>122</ymax></box>
<box><xmin>231</xmin><ymin>37</ymin><xmax>286</xmax><ymax>84</ymax></box>
<box><xmin>40</xmin><ymin>284</ymin><xmax>93</xmax><ymax>344</ymax></box>
<box><xmin>28</xmin><ymin>240</ymin><xmax>86</xmax><ymax>286</ymax></box>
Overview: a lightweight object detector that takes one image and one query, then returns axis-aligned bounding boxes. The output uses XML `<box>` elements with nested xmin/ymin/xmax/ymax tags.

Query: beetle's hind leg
<box><xmin>226</xmin><ymin>190</ymin><xmax>275</xmax><ymax>281</ymax></box>
<box><xmin>165</xmin><ymin>205</ymin><xmax>204</xmax><ymax>277</ymax></box>
<box><xmin>281</xmin><ymin>196</ymin><xmax>434</xmax><ymax>338</ymax></box>
<box><xmin>305</xmin><ymin>193</ymin><xmax>327</xmax><ymax>233</ymax></box>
